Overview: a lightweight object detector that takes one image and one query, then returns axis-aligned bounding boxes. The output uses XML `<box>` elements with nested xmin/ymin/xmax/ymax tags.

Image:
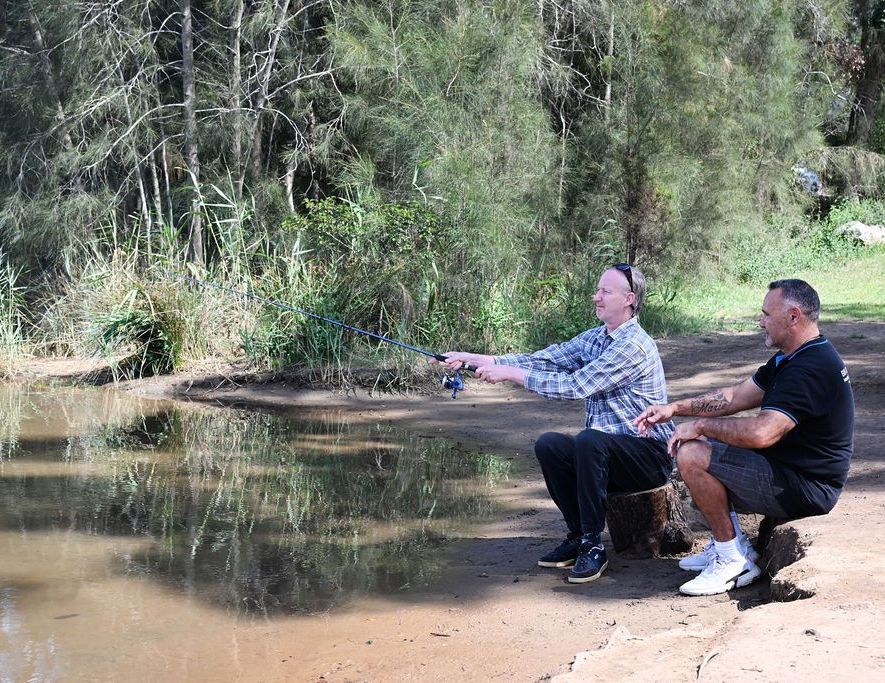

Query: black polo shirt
<box><xmin>752</xmin><ymin>336</ymin><xmax>855</xmax><ymax>514</ymax></box>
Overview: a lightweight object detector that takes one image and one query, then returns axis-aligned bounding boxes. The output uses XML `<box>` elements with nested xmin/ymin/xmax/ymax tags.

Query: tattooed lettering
<box><xmin>690</xmin><ymin>390</ymin><xmax>730</xmax><ymax>414</ymax></box>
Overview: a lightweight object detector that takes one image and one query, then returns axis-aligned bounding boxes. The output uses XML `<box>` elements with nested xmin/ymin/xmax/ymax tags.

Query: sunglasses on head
<box><xmin>613</xmin><ymin>263</ymin><xmax>634</xmax><ymax>292</ymax></box>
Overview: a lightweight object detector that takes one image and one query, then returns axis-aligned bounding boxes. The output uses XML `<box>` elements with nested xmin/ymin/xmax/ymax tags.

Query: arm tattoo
<box><xmin>690</xmin><ymin>390</ymin><xmax>731</xmax><ymax>415</ymax></box>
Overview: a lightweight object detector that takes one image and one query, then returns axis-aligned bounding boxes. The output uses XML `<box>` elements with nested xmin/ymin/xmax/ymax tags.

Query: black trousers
<box><xmin>534</xmin><ymin>429</ymin><xmax>672</xmax><ymax>536</ymax></box>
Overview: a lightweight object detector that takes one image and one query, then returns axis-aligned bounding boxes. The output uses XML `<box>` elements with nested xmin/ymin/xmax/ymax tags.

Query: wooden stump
<box><xmin>605</xmin><ymin>481</ymin><xmax>693</xmax><ymax>557</ymax></box>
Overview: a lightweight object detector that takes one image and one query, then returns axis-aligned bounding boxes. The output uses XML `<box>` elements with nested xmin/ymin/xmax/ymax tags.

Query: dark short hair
<box><xmin>769</xmin><ymin>279</ymin><xmax>820</xmax><ymax>322</ymax></box>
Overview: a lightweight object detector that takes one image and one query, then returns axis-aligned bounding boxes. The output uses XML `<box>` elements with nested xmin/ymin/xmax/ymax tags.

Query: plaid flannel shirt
<box><xmin>496</xmin><ymin>317</ymin><xmax>674</xmax><ymax>443</ymax></box>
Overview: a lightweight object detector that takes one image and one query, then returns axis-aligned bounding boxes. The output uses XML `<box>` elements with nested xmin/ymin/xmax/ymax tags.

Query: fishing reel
<box><xmin>438</xmin><ymin>361</ymin><xmax>478</xmax><ymax>399</ymax></box>
<box><xmin>441</xmin><ymin>370</ymin><xmax>466</xmax><ymax>399</ymax></box>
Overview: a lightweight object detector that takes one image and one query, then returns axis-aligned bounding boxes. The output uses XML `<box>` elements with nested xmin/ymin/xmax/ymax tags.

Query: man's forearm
<box><xmin>475</xmin><ymin>363</ymin><xmax>528</xmax><ymax>386</ymax></box>
<box><xmin>693</xmin><ymin>416</ymin><xmax>773</xmax><ymax>449</ymax></box>
<box><xmin>672</xmin><ymin>389</ymin><xmax>736</xmax><ymax>417</ymax></box>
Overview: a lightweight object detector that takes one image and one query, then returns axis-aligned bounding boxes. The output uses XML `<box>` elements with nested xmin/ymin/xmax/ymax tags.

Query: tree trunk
<box><xmin>622</xmin><ymin>152</ymin><xmax>644</xmax><ymax>264</ymax></box>
<box><xmin>848</xmin><ymin>0</ymin><xmax>885</xmax><ymax>146</ymax></box>
<box><xmin>181</xmin><ymin>0</ymin><xmax>203</xmax><ymax>265</ymax></box>
<box><xmin>245</xmin><ymin>0</ymin><xmax>293</xmax><ymax>186</ymax></box>
<box><xmin>149</xmin><ymin>150</ymin><xmax>164</xmax><ymax>229</ymax></box>
<box><xmin>605</xmin><ymin>481</ymin><xmax>693</xmax><ymax>557</ymax></box>
<box><xmin>27</xmin><ymin>6</ymin><xmax>74</xmax><ymax>152</ymax></box>
<box><xmin>161</xmin><ymin>141</ymin><xmax>173</xmax><ymax>229</ymax></box>
<box><xmin>604</xmin><ymin>8</ymin><xmax>614</xmax><ymax>126</ymax></box>
<box><xmin>285</xmin><ymin>154</ymin><xmax>296</xmax><ymax>212</ymax></box>
<box><xmin>119</xmin><ymin>66</ymin><xmax>152</xmax><ymax>242</ymax></box>
<box><xmin>230</xmin><ymin>0</ymin><xmax>245</xmax><ymax>199</ymax></box>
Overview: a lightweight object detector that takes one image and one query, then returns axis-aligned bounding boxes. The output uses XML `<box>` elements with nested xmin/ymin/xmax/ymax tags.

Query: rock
<box><xmin>836</xmin><ymin>221</ymin><xmax>885</xmax><ymax>245</ymax></box>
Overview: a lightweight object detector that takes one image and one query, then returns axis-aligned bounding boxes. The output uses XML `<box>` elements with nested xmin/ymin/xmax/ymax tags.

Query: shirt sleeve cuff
<box><xmin>522</xmin><ymin>370</ymin><xmax>544</xmax><ymax>394</ymax></box>
<box><xmin>761</xmin><ymin>405</ymin><xmax>799</xmax><ymax>424</ymax></box>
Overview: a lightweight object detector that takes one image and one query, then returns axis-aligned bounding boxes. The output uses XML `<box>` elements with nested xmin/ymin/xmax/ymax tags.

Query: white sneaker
<box><xmin>678</xmin><ymin>535</ymin><xmax>760</xmax><ymax>572</ymax></box>
<box><xmin>679</xmin><ymin>554</ymin><xmax>762</xmax><ymax>596</ymax></box>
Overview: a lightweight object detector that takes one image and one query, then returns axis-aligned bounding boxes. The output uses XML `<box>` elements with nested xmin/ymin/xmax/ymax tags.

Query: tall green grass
<box><xmin>13</xmin><ymin>181</ymin><xmax>885</xmax><ymax>385</ymax></box>
<box><xmin>0</xmin><ymin>253</ymin><xmax>26</xmax><ymax>377</ymax></box>
<box><xmin>32</xmin><ymin>191</ymin><xmax>467</xmax><ymax>384</ymax></box>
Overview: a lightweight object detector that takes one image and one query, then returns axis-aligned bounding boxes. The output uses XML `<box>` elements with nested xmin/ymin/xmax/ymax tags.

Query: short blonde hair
<box><xmin>611</xmin><ymin>264</ymin><xmax>646</xmax><ymax>316</ymax></box>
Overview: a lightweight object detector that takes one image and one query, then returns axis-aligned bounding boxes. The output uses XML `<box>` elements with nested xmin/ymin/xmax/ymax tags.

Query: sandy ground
<box><xmin>13</xmin><ymin>321</ymin><xmax>885</xmax><ymax>681</ymax></box>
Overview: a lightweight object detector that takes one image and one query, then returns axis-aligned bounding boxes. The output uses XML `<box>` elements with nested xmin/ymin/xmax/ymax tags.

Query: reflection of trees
<box><xmin>0</xmin><ymin>381</ymin><xmax>160</xmax><ymax>460</ymax></box>
<box><xmin>0</xmin><ymin>389</ymin><xmax>509</xmax><ymax>615</ymax></box>
<box><xmin>0</xmin><ymin>384</ymin><xmax>25</xmax><ymax>458</ymax></box>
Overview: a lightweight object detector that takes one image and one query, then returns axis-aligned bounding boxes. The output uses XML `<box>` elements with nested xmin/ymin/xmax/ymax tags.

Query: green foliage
<box><xmin>330</xmin><ymin>0</ymin><xmax>558</xmax><ymax>347</ymax></box>
<box><xmin>645</xmin><ymin>246</ymin><xmax>885</xmax><ymax>335</ymax></box>
<box><xmin>815</xmin><ymin>147</ymin><xmax>885</xmax><ymax>197</ymax></box>
<box><xmin>868</xmin><ymin>105</ymin><xmax>885</xmax><ymax>155</ymax></box>
<box><xmin>520</xmin><ymin>240</ymin><xmax>617</xmax><ymax>348</ymax></box>
<box><xmin>283</xmin><ymin>197</ymin><xmax>446</xmax><ymax>266</ymax></box>
<box><xmin>720</xmin><ymin>197</ymin><xmax>878</xmax><ymax>287</ymax></box>
<box><xmin>2</xmin><ymin>0</ymin><xmax>878</xmax><ymax>380</ymax></box>
<box><xmin>727</xmin><ymin>221</ymin><xmax>859</xmax><ymax>285</ymax></box>
<box><xmin>92</xmin><ymin>284</ymin><xmax>186</xmax><ymax>379</ymax></box>
<box><xmin>0</xmin><ymin>0</ymin><xmax>339</xmax><ymax>272</ymax></box>
<box><xmin>238</xmin><ymin>249</ymin><xmax>349</xmax><ymax>373</ymax></box>
<box><xmin>37</xmin><ymin>239</ymin><xmax>224</xmax><ymax>378</ymax></box>
<box><xmin>247</xmin><ymin>197</ymin><xmax>461</xmax><ymax>376</ymax></box>
<box><xmin>0</xmin><ymin>253</ymin><xmax>26</xmax><ymax>377</ymax></box>
<box><xmin>823</xmin><ymin>196</ymin><xmax>885</xmax><ymax>228</ymax></box>
<box><xmin>549</xmin><ymin>0</ymin><xmax>839</xmax><ymax>270</ymax></box>
<box><xmin>637</xmin><ymin>280</ymin><xmax>713</xmax><ymax>338</ymax></box>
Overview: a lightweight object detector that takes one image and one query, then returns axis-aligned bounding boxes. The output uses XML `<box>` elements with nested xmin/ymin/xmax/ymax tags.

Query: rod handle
<box><xmin>434</xmin><ymin>354</ymin><xmax>478</xmax><ymax>373</ymax></box>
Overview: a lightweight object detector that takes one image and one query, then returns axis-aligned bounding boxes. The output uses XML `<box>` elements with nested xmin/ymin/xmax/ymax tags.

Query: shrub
<box><xmin>93</xmin><ymin>285</ymin><xmax>186</xmax><ymax>379</ymax></box>
<box><xmin>728</xmin><ymin>210</ymin><xmax>860</xmax><ymax>285</ymax></box>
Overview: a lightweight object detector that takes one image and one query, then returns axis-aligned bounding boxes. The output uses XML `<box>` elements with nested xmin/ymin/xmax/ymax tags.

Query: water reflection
<box><xmin>0</xmin><ymin>383</ymin><xmax>509</xmax><ymax>616</ymax></box>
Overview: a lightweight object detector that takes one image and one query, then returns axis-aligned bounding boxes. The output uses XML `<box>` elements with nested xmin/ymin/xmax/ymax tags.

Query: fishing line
<box><xmin>180</xmin><ymin>274</ymin><xmax>476</xmax><ymax>398</ymax></box>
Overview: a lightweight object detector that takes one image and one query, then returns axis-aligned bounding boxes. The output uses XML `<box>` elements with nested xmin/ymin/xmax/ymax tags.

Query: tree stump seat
<box><xmin>605</xmin><ymin>481</ymin><xmax>693</xmax><ymax>557</ymax></box>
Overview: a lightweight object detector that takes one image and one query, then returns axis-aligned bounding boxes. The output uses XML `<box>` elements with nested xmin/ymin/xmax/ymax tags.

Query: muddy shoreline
<box><xmin>9</xmin><ymin>321</ymin><xmax>885</xmax><ymax>681</ymax></box>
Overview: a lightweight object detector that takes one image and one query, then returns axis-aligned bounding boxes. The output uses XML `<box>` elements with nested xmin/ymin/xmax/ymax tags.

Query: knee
<box><xmin>573</xmin><ymin>428</ymin><xmax>608</xmax><ymax>456</ymax></box>
<box><xmin>675</xmin><ymin>440</ymin><xmax>712</xmax><ymax>480</ymax></box>
<box><xmin>534</xmin><ymin>432</ymin><xmax>570</xmax><ymax>463</ymax></box>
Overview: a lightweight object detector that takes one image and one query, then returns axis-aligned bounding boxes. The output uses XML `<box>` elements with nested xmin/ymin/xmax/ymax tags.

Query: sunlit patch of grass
<box><xmin>799</xmin><ymin>246</ymin><xmax>885</xmax><ymax>322</ymax></box>
<box><xmin>647</xmin><ymin>247</ymin><xmax>885</xmax><ymax>337</ymax></box>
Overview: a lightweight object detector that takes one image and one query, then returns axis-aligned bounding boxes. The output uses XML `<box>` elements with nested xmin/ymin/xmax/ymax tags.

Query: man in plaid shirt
<box><xmin>440</xmin><ymin>264</ymin><xmax>673</xmax><ymax>584</ymax></box>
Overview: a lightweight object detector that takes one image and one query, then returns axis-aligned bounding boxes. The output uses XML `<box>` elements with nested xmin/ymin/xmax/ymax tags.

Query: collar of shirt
<box><xmin>605</xmin><ymin>316</ymin><xmax>640</xmax><ymax>341</ymax></box>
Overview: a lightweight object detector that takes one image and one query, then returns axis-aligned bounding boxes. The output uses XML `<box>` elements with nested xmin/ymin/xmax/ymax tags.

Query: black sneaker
<box><xmin>567</xmin><ymin>537</ymin><xmax>608</xmax><ymax>584</ymax></box>
<box><xmin>537</xmin><ymin>534</ymin><xmax>581</xmax><ymax>568</ymax></box>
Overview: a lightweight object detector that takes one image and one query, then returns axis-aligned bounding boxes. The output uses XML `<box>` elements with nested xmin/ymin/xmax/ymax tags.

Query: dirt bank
<box><xmin>16</xmin><ymin>321</ymin><xmax>885</xmax><ymax>681</ymax></box>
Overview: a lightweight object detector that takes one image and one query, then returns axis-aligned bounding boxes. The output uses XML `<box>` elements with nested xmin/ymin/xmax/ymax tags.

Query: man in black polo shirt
<box><xmin>635</xmin><ymin>279</ymin><xmax>854</xmax><ymax>596</ymax></box>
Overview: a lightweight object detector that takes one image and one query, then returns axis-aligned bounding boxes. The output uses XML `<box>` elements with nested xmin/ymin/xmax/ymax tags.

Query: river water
<box><xmin>0</xmin><ymin>382</ymin><xmax>509</xmax><ymax>680</ymax></box>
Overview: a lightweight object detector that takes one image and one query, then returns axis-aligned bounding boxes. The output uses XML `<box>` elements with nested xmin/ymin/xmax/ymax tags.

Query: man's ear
<box><xmin>788</xmin><ymin>306</ymin><xmax>802</xmax><ymax>324</ymax></box>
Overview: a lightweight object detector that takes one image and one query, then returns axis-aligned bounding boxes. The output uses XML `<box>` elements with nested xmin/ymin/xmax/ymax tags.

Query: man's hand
<box><xmin>667</xmin><ymin>420</ymin><xmax>706</xmax><ymax>458</ymax></box>
<box><xmin>635</xmin><ymin>403</ymin><xmax>675</xmax><ymax>437</ymax></box>
<box><xmin>474</xmin><ymin>364</ymin><xmax>527</xmax><ymax>385</ymax></box>
<box><xmin>431</xmin><ymin>351</ymin><xmax>494</xmax><ymax>371</ymax></box>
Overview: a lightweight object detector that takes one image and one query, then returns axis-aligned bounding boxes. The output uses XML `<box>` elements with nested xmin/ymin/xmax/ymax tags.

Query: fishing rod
<box><xmin>180</xmin><ymin>274</ymin><xmax>477</xmax><ymax>398</ymax></box>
